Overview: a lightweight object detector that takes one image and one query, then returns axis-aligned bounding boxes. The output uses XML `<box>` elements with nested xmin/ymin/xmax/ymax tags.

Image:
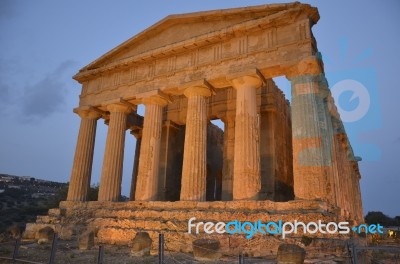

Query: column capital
<box><xmin>183</xmin><ymin>86</ymin><xmax>212</xmax><ymax>98</ymax></box>
<box><xmin>230</xmin><ymin>75</ymin><xmax>262</xmax><ymax>90</ymax></box>
<box><xmin>288</xmin><ymin>73</ymin><xmax>326</xmax><ymax>84</ymax></box>
<box><xmin>130</xmin><ymin>128</ymin><xmax>142</xmax><ymax>139</ymax></box>
<box><xmin>142</xmin><ymin>95</ymin><xmax>169</xmax><ymax>106</ymax></box>
<box><xmin>290</xmin><ymin>74</ymin><xmax>329</xmax><ymax>97</ymax></box>
<box><xmin>73</xmin><ymin>107</ymin><xmax>102</xmax><ymax>119</ymax></box>
<box><xmin>221</xmin><ymin>110</ymin><xmax>236</xmax><ymax>124</ymax></box>
<box><xmin>106</xmin><ymin>103</ymin><xmax>132</xmax><ymax>114</ymax></box>
<box><xmin>286</xmin><ymin>56</ymin><xmax>324</xmax><ymax>79</ymax></box>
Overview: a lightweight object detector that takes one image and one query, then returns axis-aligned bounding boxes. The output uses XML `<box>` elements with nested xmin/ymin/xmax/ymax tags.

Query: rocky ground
<box><xmin>1</xmin><ymin>238</ymin><xmax>399</xmax><ymax>263</ymax></box>
<box><xmin>0</xmin><ymin>238</ymin><xmax>276</xmax><ymax>264</ymax></box>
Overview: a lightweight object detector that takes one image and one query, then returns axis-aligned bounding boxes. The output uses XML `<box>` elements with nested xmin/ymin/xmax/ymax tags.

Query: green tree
<box><xmin>88</xmin><ymin>184</ymin><xmax>99</xmax><ymax>201</ymax></box>
<box><xmin>54</xmin><ymin>183</ymin><xmax>99</xmax><ymax>202</ymax></box>
<box><xmin>365</xmin><ymin>211</ymin><xmax>397</xmax><ymax>227</ymax></box>
<box><xmin>395</xmin><ymin>216</ymin><xmax>400</xmax><ymax>225</ymax></box>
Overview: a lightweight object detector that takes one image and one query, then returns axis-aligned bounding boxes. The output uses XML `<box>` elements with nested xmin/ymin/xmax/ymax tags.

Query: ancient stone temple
<box><xmin>25</xmin><ymin>2</ymin><xmax>364</xmax><ymax>258</ymax></box>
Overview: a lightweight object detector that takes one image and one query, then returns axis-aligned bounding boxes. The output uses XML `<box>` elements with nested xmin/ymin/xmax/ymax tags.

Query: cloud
<box><xmin>20</xmin><ymin>60</ymin><xmax>76</xmax><ymax>120</ymax></box>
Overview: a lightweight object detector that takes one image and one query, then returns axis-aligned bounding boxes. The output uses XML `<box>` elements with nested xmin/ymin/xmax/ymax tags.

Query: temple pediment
<box><xmin>78</xmin><ymin>2</ymin><xmax>318</xmax><ymax>74</ymax></box>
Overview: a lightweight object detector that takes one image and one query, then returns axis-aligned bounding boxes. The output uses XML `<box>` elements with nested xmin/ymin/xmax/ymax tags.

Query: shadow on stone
<box><xmin>59</xmin><ymin>224</ymin><xmax>75</xmax><ymax>240</ymax></box>
<box><xmin>7</xmin><ymin>224</ymin><xmax>21</xmax><ymax>239</ymax></box>
<box><xmin>193</xmin><ymin>239</ymin><xmax>221</xmax><ymax>261</ymax></box>
<box><xmin>277</xmin><ymin>243</ymin><xmax>306</xmax><ymax>264</ymax></box>
<box><xmin>79</xmin><ymin>230</ymin><xmax>95</xmax><ymax>250</ymax></box>
<box><xmin>36</xmin><ymin>226</ymin><xmax>54</xmax><ymax>244</ymax></box>
<box><xmin>130</xmin><ymin>232</ymin><xmax>152</xmax><ymax>257</ymax></box>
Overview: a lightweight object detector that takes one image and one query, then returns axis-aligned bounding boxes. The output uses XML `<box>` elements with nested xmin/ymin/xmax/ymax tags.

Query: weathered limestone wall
<box><xmin>259</xmin><ymin>83</ymin><xmax>294</xmax><ymax>201</ymax></box>
<box><xmin>206</xmin><ymin>123</ymin><xmax>224</xmax><ymax>201</ymax></box>
<box><xmin>25</xmin><ymin>201</ymin><xmax>360</xmax><ymax>258</ymax></box>
<box><xmin>158</xmin><ymin>121</ymin><xmax>185</xmax><ymax>201</ymax></box>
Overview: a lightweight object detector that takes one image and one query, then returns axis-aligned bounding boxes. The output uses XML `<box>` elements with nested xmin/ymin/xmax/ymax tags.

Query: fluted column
<box><xmin>232</xmin><ymin>75</ymin><xmax>262</xmax><ymax>200</ymax></box>
<box><xmin>330</xmin><ymin>99</ymin><xmax>346</xmax><ymax>210</ymax></box>
<box><xmin>129</xmin><ymin>131</ymin><xmax>142</xmax><ymax>201</ymax></box>
<box><xmin>290</xmin><ymin>74</ymin><xmax>334</xmax><ymax>201</ymax></box>
<box><xmin>67</xmin><ymin>108</ymin><xmax>101</xmax><ymax>201</ymax></box>
<box><xmin>354</xmin><ymin>170</ymin><xmax>363</xmax><ymax>223</ymax></box>
<box><xmin>320</xmin><ymin>83</ymin><xmax>338</xmax><ymax>205</ymax></box>
<box><xmin>180</xmin><ymin>86</ymin><xmax>212</xmax><ymax>201</ymax></box>
<box><xmin>221</xmin><ymin>111</ymin><xmax>235</xmax><ymax>200</ymax></box>
<box><xmin>98</xmin><ymin>104</ymin><xmax>131</xmax><ymax>201</ymax></box>
<box><xmin>135</xmin><ymin>96</ymin><xmax>168</xmax><ymax>201</ymax></box>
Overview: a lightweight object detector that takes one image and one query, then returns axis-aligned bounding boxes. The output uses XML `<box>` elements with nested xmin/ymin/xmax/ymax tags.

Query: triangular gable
<box><xmin>79</xmin><ymin>2</ymin><xmax>318</xmax><ymax>73</ymax></box>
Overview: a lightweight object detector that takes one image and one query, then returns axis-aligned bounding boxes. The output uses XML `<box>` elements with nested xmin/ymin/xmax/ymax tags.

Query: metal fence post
<box><xmin>97</xmin><ymin>245</ymin><xmax>104</xmax><ymax>264</ymax></box>
<box><xmin>12</xmin><ymin>238</ymin><xmax>21</xmax><ymax>263</ymax></box>
<box><xmin>352</xmin><ymin>243</ymin><xmax>358</xmax><ymax>264</ymax></box>
<box><xmin>159</xmin><ymin>233</ymin><xmax>164</xmax><ymax>264</ymax></box>
<box><xmin>239</xmin><ymin>252</ymin><xmax>245</xmax><ymax>264</ymax></box>
<box><xmin>48</xmin><ymin>233</ymin><xmax>58</xmax><ymax>264</ymax></box>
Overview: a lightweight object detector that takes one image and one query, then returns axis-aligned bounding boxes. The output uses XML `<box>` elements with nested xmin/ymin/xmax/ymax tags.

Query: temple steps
<box><xmin>23</xmin><ymin>200</ymin><xmax>359</xmax><ymax>258</ymax></box>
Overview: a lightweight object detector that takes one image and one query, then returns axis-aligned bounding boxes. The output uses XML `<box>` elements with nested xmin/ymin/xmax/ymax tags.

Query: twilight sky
<box><xmin>0</xmin><ymin>0</ymin><xmax>399</xmax><ymax>217</ymax></box>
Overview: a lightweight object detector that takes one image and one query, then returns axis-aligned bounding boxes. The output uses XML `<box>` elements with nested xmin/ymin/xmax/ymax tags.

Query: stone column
<box><xmin>221</xmin><ymin>110</ymin><xmax>235</xmax><ymax>201</ymax></box>
<box><xmin>321</xmin><ymin>85</ymin><xmax>339</xmax><ymax>206</ymax></box>
<box><xmin>290</xmin><ymin>74</ymin><xmax>334</xmax><ymax>201</ymax></box>
<box><xmin>98</xmin><ymin>104</ymin><xmax>131</xmax><ymax>201</ymax></box>
<box><xmin>67</xmin><ymin>108</ymin><xmax>101</xmax><ymax>201</ymax></box>
<box><xmin>158</xmin><ymin>120</ymin><xmax>181</xmax><ymax>201</ymax></box>
<box><xmin>135</xmin><ymin>96</ymin><xmax>168</xmax><ymax>201</ymax></box>
<box><xmin>129</xmin><ymin>130</ymin><xmax>142</xmax><ymax>201</ymax></box>
<box><xmin>354</xmin><ymin>170</ymin><xmax>363</xmax><ymax>223</ymax></box>
<box><xmin>329</xmin><ymin>99</ymin><xmax>345</xmax><ymax>209</ymax></box>
<box><xmin>231</xmin><ymin>75</ymin><xmax>262</xmax><ymax>200</ymax></box>
<box><xmin>340</xmin><ymin>136</ymin><xmax>352</xmax><ymax>216</ymax></box>
<box><xmin>180</xmin><ymin>86</ymin><xmax>212</xmax><ymax>201</ymax></box>
<box><xmin>259</xmin><ymin>109</ymin><xmax>276</xmax><ymax>201</ymax></box>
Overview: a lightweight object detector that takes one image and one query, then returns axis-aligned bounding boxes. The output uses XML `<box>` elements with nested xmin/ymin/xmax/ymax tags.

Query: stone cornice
<box><xmin>73</xmin><ymin>5</ymin><xmax>318</xmax><ymax>83</ymax></box>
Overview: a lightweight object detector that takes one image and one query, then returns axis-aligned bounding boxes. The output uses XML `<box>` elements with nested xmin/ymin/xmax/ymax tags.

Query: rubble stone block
<box><xmin>7</xmin><ymin>225</ymin><xmax>21</xmax><ymax>239</ymax></box>
<box><xmin>79</xmin><ymin>230</ymin><xmax>95</xmax><ymax>250</ymax></box>
<box><xmin>36</xmin><ymin>226</ymin><xmax>54</xmax><ymax>244</ymax></box>
<box><xmin>193</xmin><ymin>239</ymin><xmax>221</xmax><ymax>261</ymax></box>
<box><xmin>130</xmin><ymin>232</ymin><xmax>153</xmax><ymax>257</ymax></box>
<box><xmin>277</xmin><ymin>243</ymin><xmax>306</xmax><ymax>264</ymax></box>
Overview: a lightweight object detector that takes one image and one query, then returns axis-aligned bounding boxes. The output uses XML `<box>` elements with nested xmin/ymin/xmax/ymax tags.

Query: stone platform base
<box><xmin>24</xmin><ymin>200</ymin><xmax>364</xmax><ymax>259</ymax></box>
